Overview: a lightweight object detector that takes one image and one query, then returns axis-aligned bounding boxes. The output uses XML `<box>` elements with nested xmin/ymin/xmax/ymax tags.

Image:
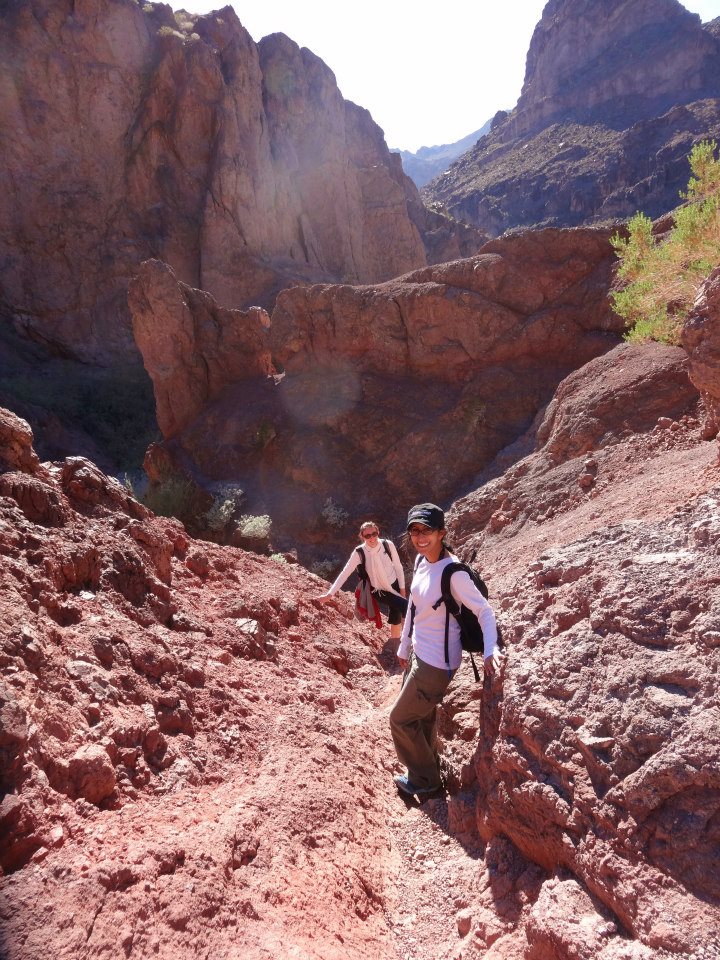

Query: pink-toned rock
<box><xmin>445</xmin><ymin>348</ymin><xmax>719</xmax><ymax>955</ymax></box>
<box><xmin>0</xmin><ymin>408</ymin><xmax>40</xmax><ymax>474</ymax></box>
<box><xmin>0</xmin><ymin>472</ymin><xmax>68</xmax><ymax>527</ymax></box>
<box><xmin>0</xmin><ymin>0</ymin><xmax>454</xmax><ymax>365</ymax></box>
<box><xmin>682</xmin><ymin>265</ymin><xmax>720</xmax><ymax>446</ymax></box>
<box><xmin>1</xmin><ymin>325</ymin><xmax>719</xmax><ymax>959</ymax></box>
<box><xmin>68</xmin><ymin>744</ymin><xmax>116</xmax><ymax>805</ymax></box>
<box><xmin>449</xmin><ymin>342</ymin><xmax>700</xmax><ymax>542</ymax></box>
<box><xmin>129</xmin><ymin>260</ymin><xmax>273</xmax><ymax>438</ymax></box>
<box><xmin>131</xmin><ymin>228</ymin><xmax>623</xmax><ymax>556</ymax></box>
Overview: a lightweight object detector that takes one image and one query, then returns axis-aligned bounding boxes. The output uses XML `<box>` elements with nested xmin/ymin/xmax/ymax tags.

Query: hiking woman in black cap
<box><xmin>390</xmin><ymin>502</ymin><xmax>500</xmax><ymax>798</ymax></box>
<box><xmin>316</xmin><ymin>521</ymin><xmax>408</xmax><ymax>641</ymax></box>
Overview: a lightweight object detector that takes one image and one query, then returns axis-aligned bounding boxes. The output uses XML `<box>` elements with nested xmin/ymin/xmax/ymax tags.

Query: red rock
<box><xmin>130</xmin><ymin>227</ymin><xmax>624</xmax><ymax>556</ymax></box>
<box><xmin>1</xmin><ymin>295</ymin><xmax>719</xmax><ymax>959</ymax></box>
<box><xmin>0</xmin><ymin>408</ymin><xmax>41</xmax><ymax>474</ymax></box>
<box><xmin>682</xmin><ymin>265</ymin><xmax>720</xmax><ymax>448</ymax></box>
<box><xmin>0</xmin><ymin>0</ymin><xmax>465</xmax><ymax>365</ymax></box>
<box><xmin>68</xmin><ymin>744</ymin><xmax>116</xmax><ymax>805</ymax></box>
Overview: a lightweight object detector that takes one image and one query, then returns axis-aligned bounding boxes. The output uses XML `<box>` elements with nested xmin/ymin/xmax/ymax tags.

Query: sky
<box><xmin>169</xmin><ymin>1</ymin><xmax>720</xmax><ymax>153</ymax></box>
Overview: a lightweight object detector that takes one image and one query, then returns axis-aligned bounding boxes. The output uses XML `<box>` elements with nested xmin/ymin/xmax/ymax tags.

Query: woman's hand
<box><xmin>400</xmin><ymin>588</ymin><xmax>407</xmax><ymax>598</ymax></box>
<box><xmin>484</xmin><ymin>651</ymin><xmax>502</xmax><ymax>676</ymax></box>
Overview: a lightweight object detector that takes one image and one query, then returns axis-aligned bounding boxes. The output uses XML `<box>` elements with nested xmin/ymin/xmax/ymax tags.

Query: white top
<box><xmin>398</xmin><ymin>553</ymin><xmax>498</xmax><ymax>671</ymax></box>
<box><xmin>326</xmin><ymin>539</ymin><xmax>405</xmax><ymax>596</ymax></box>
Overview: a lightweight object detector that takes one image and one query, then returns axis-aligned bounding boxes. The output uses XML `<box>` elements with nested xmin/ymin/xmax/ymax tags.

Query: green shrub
<box><xmin>143</xmin><ymin>477</ymin><xmax>195</xmax><ymax>520</ymax></box>
<box><xmin>158</xmin><ymin>25</ymin><xmax>184</xmax><ymax>40</ymax></box>
<box><xmin>321</xmin><ymin>498</ymin><xmax>349</xmax><ymax>529</ymax></box>
<box><xmin>611</xmin><ymin>140</ymin><xmax>720</xmax><ymax>344</ymax></box>
<box><xmin>204</xmin><ymin>482</ymin><xmax>245</xmax><ymax>532</ymax></box>
<box><xmin>237</xmin><ymin>514</ymin><xmax>272</xmax><ymax>540</ymax></box>
<box><xmin>309</xmin><ymin>558</ymin><xmax>338</xmax><ymax>581</ymax></box>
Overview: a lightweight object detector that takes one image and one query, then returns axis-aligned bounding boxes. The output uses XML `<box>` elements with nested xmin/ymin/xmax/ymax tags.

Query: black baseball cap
<box><xmin>406</xmin><ymin>503</ymin><xmax>445</xmax><ymax>530</ymax></box>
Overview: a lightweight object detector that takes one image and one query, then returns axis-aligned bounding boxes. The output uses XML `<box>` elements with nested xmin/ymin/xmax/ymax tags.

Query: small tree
<box><xmin>611</xmin><ymin>140</ymin><xmax>720</xmax><ymax>344</ymax></box>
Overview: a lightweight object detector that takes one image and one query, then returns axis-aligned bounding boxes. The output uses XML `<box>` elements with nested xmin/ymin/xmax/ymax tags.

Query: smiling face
<box><xmin>359</xmin><ymin>522</ymin><xmax>380</xmax><ymax>544</ymax></box>
<box><xmin>407</xmin><ymin>524</ymin><xmax>445</xmax><ymax>562</ymax></box>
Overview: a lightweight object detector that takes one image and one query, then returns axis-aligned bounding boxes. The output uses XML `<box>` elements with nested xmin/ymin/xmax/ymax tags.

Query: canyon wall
<box><xmin>0</xmin><ymin>0</ymin><xmax>475</xmax><ymax>365</ymax></box>
<box><xmin>129</xmin><ymin>227</ymin><xmax>625</xmax><ymax>557</ymax></box>
<box><xmin>423</xmin><ymin>0</ymin><xmax>720</xmax><ymax>235</ymax></box>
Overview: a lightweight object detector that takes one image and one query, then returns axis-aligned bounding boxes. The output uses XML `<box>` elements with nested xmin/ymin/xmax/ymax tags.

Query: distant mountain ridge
<box><xmin>393</xmin><ymin>121</ymin><xmax>492</xmax><ymax>187</ymax></box>
<box><xmin>423</xmin><ymin>0</ymin><xmax>720</xmax><ymax>235</ymax></box>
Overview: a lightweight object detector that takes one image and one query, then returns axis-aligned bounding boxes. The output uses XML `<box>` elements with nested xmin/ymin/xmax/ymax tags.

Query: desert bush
<box><xmin>611</xmin><ymin>140</ymin><xmax>720</xmax><ymax>344</ymax></box>
<box><xmin>309</xmin><ymin>558</ymin><xmax>338</xmax><ymax>581</ymax></box>
<box><xmin>143</xmin><ymin>477</ymin><xmax>195</xmax><ymax>520</ymax></box>
<box><xmin>157</xmin><ymin>25</ymin><xmax>184</xmax><ymax>40</ymax></box>
<box><xmin>204</xmin><ymin>483</ymin><xmax>245</xmax><ymax>532</ymax></box>
<box><xmin>321</xmin><ymin>498</ymin><xmax>349</xmax><ymax>529</ymax></box>
<box><xmin>237</xmin><ymin>514</ymin><xmax>272</xmax><ymax>540</ymax></box>
<box><xmin>269</xmin><ymin>553</ymin><xmax>288</xmax><ymax>565</ymax></box>
<box><xmin>173</xmin><ymin>12</ymin><xmax>194</xmax><ymax>31</ymax></box>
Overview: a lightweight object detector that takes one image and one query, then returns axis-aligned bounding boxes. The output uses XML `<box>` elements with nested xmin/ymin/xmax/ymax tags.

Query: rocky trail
<box><xmin>2</xmin><ymin>320</ymin><xmax>720</xmax><ymax>959</ymax></box>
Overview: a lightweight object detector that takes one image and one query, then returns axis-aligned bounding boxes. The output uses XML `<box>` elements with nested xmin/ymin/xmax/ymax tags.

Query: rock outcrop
<box><xmin>0</xmin><ymin>0</ymin><xmax>477</xmax><ymax>366</ymax></box>
<box><xmin>1</xmin><ymin>317</ymin><xmax>718</xmax><ymax>958</ymax></box>
<box><xmin>423</xmin><ymin>0</ymin><xmax>720</xmax><ymax>235</ymax></box>
<box><xmin>683</xmin><ymin>265</ymin><xmax>720</xmax><ymax>447</ymax></box>
<box><xmin>443</xmin><ymin>344</ymin><xmax>720</xmax><ymax>955</ymax></box>
<box><xmin>130</xmin><ymin>228</ymin><xmax>625</xmax><ymax>557</ymax></box>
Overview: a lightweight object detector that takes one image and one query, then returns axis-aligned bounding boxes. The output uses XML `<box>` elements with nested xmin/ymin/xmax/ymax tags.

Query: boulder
<box><xmin>0</xmin><ymin>408</ymin><xmax>40</xmax><ymax>474</ymax></box>
<box><xmin>682</xmin><ymin>265</ymin><xmax>720</xmax><ymax>446</ymax></box>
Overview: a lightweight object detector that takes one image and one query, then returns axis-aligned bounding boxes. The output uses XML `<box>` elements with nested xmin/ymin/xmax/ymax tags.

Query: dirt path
<box><xmin>367</xmin><ymin>669</ymin><xmax>536</xmax><ymax>960</ymax></box>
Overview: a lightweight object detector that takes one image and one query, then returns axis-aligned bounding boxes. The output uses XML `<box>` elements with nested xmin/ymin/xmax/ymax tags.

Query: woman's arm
<box><xmin>450</xmin><ymin>570</ymin><xmax>499</xmax><ymax>659</ymax></box>
<box><xmin>396</xmin><ymin>602</ymin><xmax>413</xmax><ymax>665</ymax></box>
<box><xmin>316</xmin><ymin>550</ymin><xmax>361</xmax><ymax>599</ymax></box>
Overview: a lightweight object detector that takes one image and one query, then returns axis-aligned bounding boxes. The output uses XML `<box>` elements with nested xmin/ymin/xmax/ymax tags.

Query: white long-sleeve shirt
<box><xmin>398</xmin><ymin>554</ymin><xmax>497</xmax><ymax>671</ymax></box>
<box><xmin>326</xmin><ymin>539</ymin><xmax>405</xmax><ymax>596</ymax></box>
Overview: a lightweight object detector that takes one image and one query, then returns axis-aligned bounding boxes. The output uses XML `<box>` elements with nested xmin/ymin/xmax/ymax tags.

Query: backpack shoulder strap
<box><xmin>381</xmin><ymin>539</ymin><xmax>392</xmax><ymax>559</ymax></box>
<box><xmin>439</xmin><ymin>561</ymin><xmax>466</xmax><ymax>615</ymax></box>
<box><xmin>355</xmin><ymin>545</ymin><xmax>368</xmax><ymax>580</ymax></box>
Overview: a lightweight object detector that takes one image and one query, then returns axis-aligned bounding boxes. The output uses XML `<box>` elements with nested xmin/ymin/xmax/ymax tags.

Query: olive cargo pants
<box><xmin>389</xmin><ymin>653</ymin><xmax>454</xmax><ymax>791</ymax></box>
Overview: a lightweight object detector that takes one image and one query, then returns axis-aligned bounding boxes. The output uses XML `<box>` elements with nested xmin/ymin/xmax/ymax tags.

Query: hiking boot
<box><xmin>393</xmin><ymin>775</ymin><xmax>442</xmax><ymax>797</ymax></box>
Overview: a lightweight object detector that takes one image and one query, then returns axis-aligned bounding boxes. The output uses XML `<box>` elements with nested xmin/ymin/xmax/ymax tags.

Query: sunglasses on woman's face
<box><xmin>362</xmin><ymin>531</ymin><xmax>379</xmax><ymax>539</ymax></box>
<box><xmin>408</xmin><ymin>526</ymin><xmax>434</xmax><ymax>537</ymax></box>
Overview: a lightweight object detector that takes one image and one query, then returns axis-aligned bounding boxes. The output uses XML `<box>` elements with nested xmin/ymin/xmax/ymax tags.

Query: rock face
<box><xmin>1</xmin><ymin>320</ymin><xmax>719</xmax><ymax>959</ymax></box>
<box><xmin>129</xmin><ymin>260</ymin><xmax>273</xmax><ymax>438</ymax></box>
<box><xmin>444</xmin><ymin>345</ymin><xmax>720</xmax><ymax>955</ymax></box>
<box><xmin>512</xmin><ymin>0</ymin><xmax>720</xmax><ymax>139</ymax></box>
<box><xmin>130</xmin><ymin>228</ymin><xmax>624</xmax><ymax>557</ymax></box>
<box><xmin>0</xmin><ymin>0</ymin><xmax>477</xmax><ymax>365</ymax></box>
<box><xmin>423</xmin><ymin>0</ymin><xmax>720</xmax><ymax>235</ymax></box>
<box><xmin>0</xmin><ymin>407</ymin><xmax>401</xmax><ymax>955</ymax></box>
<box><xmin>683</xmin><ymin>265</ymin><xmax>720</xmax><ymax>447</ymax></box>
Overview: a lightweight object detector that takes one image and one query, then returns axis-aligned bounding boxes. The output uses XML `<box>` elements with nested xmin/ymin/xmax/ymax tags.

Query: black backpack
<box><xmin>410</xmin><ymin>558</ymin><xmax>502</xmax><ymax>682</ymax></box>
<box><xmin>355</xmin><ymin>540</ymin><xmax>392</xmax><ymax>583</ymax></box>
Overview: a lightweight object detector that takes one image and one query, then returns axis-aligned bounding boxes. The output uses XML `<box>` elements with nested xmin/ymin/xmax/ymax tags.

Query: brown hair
<box><xmin>358</xmin><ymin>520</ymin><xmax>380</xmax><ymax>542</ymax></box>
